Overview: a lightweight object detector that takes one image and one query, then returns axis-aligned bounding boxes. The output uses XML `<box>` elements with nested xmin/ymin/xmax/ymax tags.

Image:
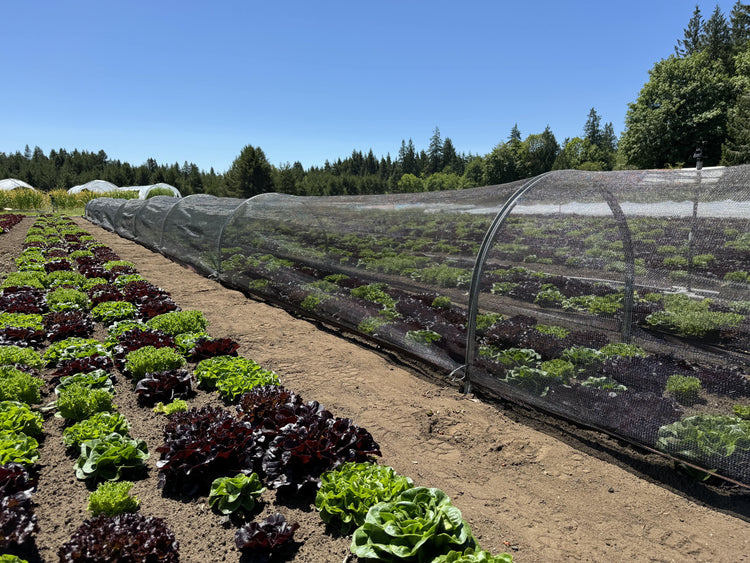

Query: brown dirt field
<box><xmin>7</xmin><ymin>216</ymin><xmax>750</xmax><ymax>562</ymax></box>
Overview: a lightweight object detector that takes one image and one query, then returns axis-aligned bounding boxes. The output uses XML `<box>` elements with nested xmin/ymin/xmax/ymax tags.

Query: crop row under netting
<box><xmin>85</xmin><ymin>167</ymin><xmax>750</xmax><ymax>487</ymax></box>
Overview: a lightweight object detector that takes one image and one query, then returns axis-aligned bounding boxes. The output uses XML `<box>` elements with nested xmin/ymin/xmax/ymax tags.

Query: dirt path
<box><xmin>17</xmin><ymin>216</ymin><xmax>750</xmax><ymax>562</ymax></box>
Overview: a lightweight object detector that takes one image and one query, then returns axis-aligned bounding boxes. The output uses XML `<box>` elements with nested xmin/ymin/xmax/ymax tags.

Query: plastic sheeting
<box><xmin>68</xmin><ymin>180</ymin><xmax>119</xmax><ymax>193</ymax></box>
<box><xmin>0</xmin><ymin>178</ymin><xmax>35</xmax><ymax>190</ymax></box>
<box><xmin>85</xmin><ymin>167</ymin><xmax>750</xmax><ymax>487</ymax></box>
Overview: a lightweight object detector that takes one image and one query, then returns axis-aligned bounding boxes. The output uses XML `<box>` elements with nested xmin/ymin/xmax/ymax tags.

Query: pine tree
<box><xmin>676</xmin><ymin>5</ymin><xmax>704</xmax><ymax>57</ymax></box>
<box><xmin>730</xmin><ymin>1</ymin><xmax>750</xmax><ymax>47</ymax></box>
<box><xmin>584</xmin><ymin>108</ymin><xmax>602</xmax><ymax>146</ymax></box>
<box><xmin>427</xmin><ymin>126</ymin><xmax>443</xmax><ymax>175</ymax></box>
<box><xmin>722</xmin><ymin>90</ymin><xmax>750</xmax><ymax>164</ymax></box>
<box><xmin>703</xmin><ymin>5</ymin><xmax>732</xmax><ymax>62</ymax></box>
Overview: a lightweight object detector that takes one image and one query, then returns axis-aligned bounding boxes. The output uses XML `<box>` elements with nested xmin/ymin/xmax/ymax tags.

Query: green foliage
<box><xmin>0</xmin><ymin>312</ymin><xmax>43</xmax><ymax>330</ymax></box>
<box><xmin>414</xmin><ymin>264</ymin><xmax>471</xmax><ymax>288</ymax></box>
<box><xmin>480</xmin><ymin>347</ymin><xmax>541</xmax><ymax>369</ymax></box>
<box><xmin>56</xmin><ymin>383</ymin><xmax>115</xmax><ymax>421</ymax></box>
<box><xmin>316</xmin><ymin>462</ymin><xmax>414</xmax><ymax>534</ymax></box>
<box><xmin>146</xmin><ymin>310</ymin><xmax>208</xmax><ymax>336</ymax></box>
<box><xmin>153</xmin><ymin>399</ymin><xmax>188</xmax><ymax>415</ymax></box>
<box><xmin>194</xmin><ymin>355</ymin><xmax>278</xmax><ymax>394</ymax></box>
<box><xmin>406</xmin><ymin>329</ymin><xmax>442</xmax><ymax>345</ymax></box>
<box><xmin>208</xmin><ymin>473</ymin><xmax>265</xmax><ymax>515</ymax></box>
<box><xmin>0</xmin><ymin>400</ymin><xmax>44</xmax><ymax>436</ymax></box>
<box><xmin>0</xmin><ymin>345</ymin><xmax>44</xmax><ymax>369</ymax></box>
<box><xmin>535</xmin><ymin>324</ymin><xmax>570</xmax><ymax>338</ymax></box>
<box><xmin>0</xmin><ymin>430</ymin><xmax>39</xmax><ymax>466</ymax></box>
<box><xmin>0</xmin><ymin>555</ymin><xmax>29</xmax><ymax>563</ymax></box>
<box><xmin>90</xmin><ymin>301</ymin><xmax>138</xmax><ymax>325</ymax></box>
<box><xmin>350</xmin><ymin>283</ymin><xmax>398</xmax><ymax>316</ymax></box>
<box><xmin>63</xmin><ymin>411</ymin><xmax>131</xmax><ymax>450</ymax></box>
<box><xmin>74</xmin><ymin>433</ymin><xmax>149</xmax><ymax>481</ymax></box>
<box><xmin>540</xmin><ymin>359</ymin><xmax>574</xmax><ymax>382</ymax></box>
<box><xmin>657</xmin><ymin>414</ymin><xmax>750</xmax><ymax>463</ymax></box>
<box><xmin>534</xmin><ymin>286</ymin><xmax>564</xmax><ymax>307</ymax></box>
<box><xmin>431</xmin><ymin>296</ymin><xmax>452</xmax><ymax>309</ymax></box>
<box><xmin>47</xmin><ymin>287</ymin><xmax>90</xmax><ymax>312</ymax></box>
<box><xmin>666</xmin><ymin>375</ymin><xmax>702</xmax><ymax>406</ymax></box>
<box><xmin>475</xmin><ymin>313</ymin><xmax>503</xmax><ymax>334</ymax></box>
<box><xmin>113</xmin><ymin>273</ymin><xmax>145</xmax><ymax>287</ymax></box>
<box><xmin>43</xmin><ymin>337</ymin><xmax>110</xmax><ymax>367</ymax></box>
<box><xmin>724</xmin><ymin>270</ymin><xmax>749</xmax><ymax>282</ymax></box>
<box><xmin>0</xmin><ymin>367</ymin><xmax>44</xmax><ymax>404</ymax></box>
<box><xmin>124</xmin><ymin>346</ymin><xmax>186</xmax><ymax>380</ymax></box>
<box><xmin>733</xmin><ymin>404</ymin><xmax>750</xmax><ymax>420</ymax></box>
<box><xmin>433</xmin><ymin>549</ymin><xmax>513</xmax><ymax>563</ymax></box>
<box><xmin>104</xmin><ymin>260</ymin><xmax>136</xmax><ymax>271</ymax></box>
<box><xmin>502</xmin><ymin>365</ymin><xmax>561</xmax><ymax>396</ymax></box>
<box><xmin>599</xmin><ymin>343</ymin><xmax>647</xmax><ymax>358</ymax></box>
<box><xmin>358</xmin><ymin>316</ymin><xmax>390</xmax><ymax>335</ymax></box>
<box><xmin>580</xmin><ymin>376</ymin><xmax>627</xmax><ymax>392</ymax></box>
<box><xmin>55</xmin><ymin>369</ymin><xmax>114</xmax><ymax>396</ymax></box>
<box><xmin>645</xmin><ymin>297</ymin><xmax>743</xmax><ymax>337</ymax></box>
<box><xmin>87</xmin><ymin>480</ymin><xmax>140</xmax><ymax>516</ymax></box>
<box><xmin>560</xmin><ymin>347</ymin><xmax>603</xmax><ymax>373</ymax></box>
<box><xmin>173</xmin><ymin>331</ymin><xmax>210</xmax><ymax>356</ymax></box>
<box><xmin>1</xmin><ymin>272</ymin><xmax>46</xmax><ymax>290</ymax></box>
<box><xmin>46</xmin><ymin>270</ymin><xmax>86</xmax><ymax>289</ymax></box>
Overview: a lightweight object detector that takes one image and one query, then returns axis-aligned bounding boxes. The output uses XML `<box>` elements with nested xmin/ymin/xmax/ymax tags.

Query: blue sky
<box><xmin>2</xmin><ymin>1</ymin><xmax>740</xmax><ymax>173</ymax></box>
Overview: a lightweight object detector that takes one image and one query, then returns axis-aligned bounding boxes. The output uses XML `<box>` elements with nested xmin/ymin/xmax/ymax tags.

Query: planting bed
<box><xmin>2</xmin><ymin>215</ymin><xmax>750</xmax><ymax>562</ymax></box>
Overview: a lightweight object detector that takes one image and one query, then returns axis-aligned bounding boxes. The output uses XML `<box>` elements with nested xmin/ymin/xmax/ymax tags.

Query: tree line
<box><xmin>2</xmin><ymin>2</ymin><xmax>750</xmax><ymax>198</ymax></box>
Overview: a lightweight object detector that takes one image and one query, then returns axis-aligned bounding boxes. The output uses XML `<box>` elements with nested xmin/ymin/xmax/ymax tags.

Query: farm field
<box><xmin>3</xmin><ymin>215</ymin><xmax>750</xmax><ymax>562</ymax></box>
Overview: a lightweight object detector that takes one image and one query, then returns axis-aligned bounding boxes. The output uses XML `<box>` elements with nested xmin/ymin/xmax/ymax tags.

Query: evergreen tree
<box><xmin>722</xmin><ymin>89</ymin><xmax>750</xmax><ymax>164</ymax></box>
<box><xmin>426</xmin><ymin>126</ymin><xmax>443</xmax><ymax>175</ymax></box>
<box><xmin>584</xmin><ymin>108</ymin><xmax>602</xmax><ymax>146</ymax></box>
<box><xmin>224</xmin><ymin>144</ymin><xmax>274</xmax><ymax>198</ymax></box>
<box><xmin>730</xmin><ymin>1</ymin><xmax>750</xmax><ymax>47</ymax></box>
<box><xmin>703</xmin><ymin>5</ymin><xmax>732</xmax><ymax>63</ymax></box>
<box><xmin>676</xmin><ymin>5</ymin><xmax>704</xmax><ymax>57</ymax></box>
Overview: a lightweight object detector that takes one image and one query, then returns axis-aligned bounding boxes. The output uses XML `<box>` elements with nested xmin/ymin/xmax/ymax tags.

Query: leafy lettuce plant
<box><xmin>351</xmin><ymin>487</ymin><xmax>478</xmax><ymax>562</ymax></box>
<box><xmin>46</xmin><ymin>288</ymin><xmax>90</xmax><ymax>312</ymax></box>
<box><xmin>153</xmin><ymin>399</ymin><xmax>188</xmax><ymax>416</ymax></box>
<box><xmin>58</xmin><ymin>513</ymin><xmax>179</xmax><ymax>562</ymax></box>
<box><xmin>90</xmin><ymin>301</ymin><xmax>138</xmax><ymax>325</ymax></box>
<box><xmin>87</xmin><ymin>480</ymin><xmax>140</xmax><ymax>516</ymax></box>
<box><xmin>657</xmin><ymin>414</ymin><xmax>750</xmax><ymax>466</ymax></box>
<box><xmin>56</xmin><ymin>382</ymin><xmax>115</xmax><ymax>421</ymax></box>
<box><xmin>316</xmin><ymin>461</ymin><xmax>414</xmax><ymax>533</ymax></box>
<box><xmin>146</xmin><ymin>310</ymin><xmax>208</xmax><ymax>336</ymax></box>
<box><xmin>124</xmin><ymin>346</ymin><xmax>185</xmax><ymax>380</ymax></box>
<box><xmin>433</xmin><ymin>549</ymin><xmax>514</xmax><ymax>563</ymax></box>
<box><xmin>235</xmin><ymin>513</ymin><xmax>299</xmax><ymax>554</ymax></box>
<box><xmin>62</xmin><ymin>411</ymin><xmax>131</xmax><ymax>451</ymax></box>
<box><xmin>208</xmin><ymin>472</ymin><xmax>265</xmax><ymax>515</ymax></box>
<box><xmin>55</xmin><ymin>369</ymin><xmax>114</xmax><ymax>396</ymax></box>
<box><xmin>0</xmin><ymin>346</ymin><xmax>44</xmax><ymax>370</ymax></box>
<box><xmin>43</xmin><ymin>337</ymin><xmax>110</xmax><ymax>367</ymax></box>
<box><xmin>74</xmin><ymin>433</ymin><xmax>149</xmax><ymax>481</ymax></box>
<box><xmin>0</xmin><ymin>462</ymin><xmax>38</xmax><ymax>550</ymax></box>
<box><xmin>0</xmin><ymin>431</ymin><xmax>40</xmax><ymax>466</ymax></box>
<box><xmin>0</xmin><ymin>367</ymin><xmax>44</xmax><ymax>404</ymax></box>
<box><xmin>0</xmin><ymin>401</ymin><xmax>43</xmax><ymax>436</ymax></box>
<box><xmin>194</xmin><ymin>355</ymin><xmax>276</xmax><ymax>392</ymax></box>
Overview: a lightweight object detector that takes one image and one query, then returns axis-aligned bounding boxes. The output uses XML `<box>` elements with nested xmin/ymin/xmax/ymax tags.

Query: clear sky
<box><xmin>2</xmin><ymin>1</ymin><xmax>740</xmax><ymax>173</ymax></box>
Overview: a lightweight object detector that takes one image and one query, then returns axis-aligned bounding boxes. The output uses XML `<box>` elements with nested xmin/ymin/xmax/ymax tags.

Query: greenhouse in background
<box><xmin>69</xmin><ymin>180</ymin><xmax>181</xmax><ymax>199</ymax></box>
<box><xmin>0</xmin><ymin>178</ymin><xmax>36</xmax><ymax>190</ymax></box>
<box><xmin>85</xmin><ymin>166</ymin><xmax>750</xmax><ymax>487</ymax></box>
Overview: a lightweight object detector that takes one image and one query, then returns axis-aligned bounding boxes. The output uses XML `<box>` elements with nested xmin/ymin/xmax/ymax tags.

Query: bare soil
<box><xmin>7</xmin><ymin>216</ymin><xmax>750</xmax><ymax>562</ymax></box>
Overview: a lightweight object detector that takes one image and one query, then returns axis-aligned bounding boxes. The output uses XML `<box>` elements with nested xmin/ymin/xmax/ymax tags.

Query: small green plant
<box><xmin>0</xmin><ymin>400</ymin><xmax>44</xmax><ymax>436</ymax></box>
<box><xmin>357</xmin><ymin>316</ymin><xmax>390</xmax><ymax>335</ymax></box>
<box><xmin>215</xmin><ymin>366</ymin><xmax>280</xmax><ymax>403</ymax></box>
<box><xmin>91</xmin><ymin>301</ymin><xmax>138</xmax><ymax>325</ymax></box>
<box><xmin>74</xmin><ymin>433</ymin><xmax>149</xmax><ymax>481</ymax></box>
<box><xmin>87</xmin><ymin>480</ymin><xmax>141</xmax><ymax>516</ymax></box>
<box><xmin>43</xmin><ymin>337</ymin><xmax>111</xmax><ymax>367</ymax></box>
<box><xmin>47</xmin><ymin>288</ymin><xmax>90</xmax><ymax>312</ymax></box>
<box><xmin>0</xmin><ymin>430</ymin><xmax>39</xmax><ymax>466</ymax></box>
<box><xmin>599</xmin><ymin>343</ymin><xmax>647</xmax><ymax>358</ymax></box>
<box><xmin>46</xmin><ymin>271</ymin><xmax>86</xmax><ymax>289</ymax></box>
<box><xmin>0</xmin><ymin>367</ymin><xmax>44</xmax><ymax>404</ymax></box>
<box><xmin>535</xmin><ymin>324</ymin><xmax>570</xmax><ymax>338</ymax></box>
<box><xmin>104</xmin><ymin>260</ymin><xmax>137</xmax><ymax>271</ymax></box>
<box><xmin>153</xmin><ymin>399</ymin><xmax>188</xmax><ymax>415</ymax></box>
<box><xmin>316</xmin><ymin>462</ymin><xmax>414</xmax><ymax>533</ymax></box>
<box><xmin>431</xmin><ymin>296</ymin><xmax>452</xmax><ymax>309</ymax></box>
<box><xmin>351</xmin><ymin>487</ymin><xmax>477</xmax><ymax>561</ymax></box>
<box><xmin>124</xmin><ymin>346</ymin><xmax>186</xmax><ymax>380</ymax></box>
<box><xmin>406</xmin><ymin>329</ymin><xmax>442</xmax><ymax>345</ymax></box>
<box><xmin>540</xmin><ymin>359</ymin><xmax>575</xmax><ymax>382</ymax></box>
<box><xmin>194</xmin><ymin>355</ymin><xmax>277</xmax><ymax>392</ymax></box>
<box><xmin>146</xmin><ymin>310</ymin><xmax>208</xmax><ymax>335</ymax></box>
<box><xmin>173</xmin><ymin>331</ymin><xmax>210</xmax><ymax>356</ymax></box>
<box><xmin>733</xmin><ymin>404</ymin><xmax>750</xmax><ymax>420</ymax></box>
<box><xmin>55</xmin><ymin>369</ymin><xmax>114</xmax><ymax>396</ymax></box>
<box><xmin>580</xmin><ymin>376</ymin><xmax>627</xmax><ymax>392</ymax></box>
<box><xmin>0</xmin><ymin>345</ymin><xmax>44</xmax><ymax>369</ymax></box>
<box><xmin>208</xmin><ymin>473</ymin><xmax>265</xmax><ymax>515</ymax></box>
<box><xmin>113</xmin><ymin>273</ymin><xmax>145</xmax><ymax>287</ymax></box>
<box><xmin>1</xmin><ymin>272</ymin><xmax>45</xmax><ymax>290</ymax></box>
<box><xmin>476</xmin><ymin>313</ymin><xmax>503</xmax><ymax>334</ymax></box>
<box><xmin>666</xmin><ymin>374</ymin><xmax>702</xmax><ymax>406</ymax></box>
<box><xmin>63</xmin><ymin>411</ymin><xmax>131</xmax><ymax>450</ymax></box>
<box><xmin>0</xmin><ymin>312</ymin><xmax>43</xmax><ymax>330</ymax></box>
<box><xmin>56</xmin><ymin>383</ymin><xmax>115</xmax><ymax>421</ymax></box>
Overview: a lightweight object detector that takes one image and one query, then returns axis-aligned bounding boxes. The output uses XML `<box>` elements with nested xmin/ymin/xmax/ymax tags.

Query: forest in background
<box><xmin>2</xmin><ymin>2</ymin><xmax>750</xmax><ymax>199</ymax></box>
